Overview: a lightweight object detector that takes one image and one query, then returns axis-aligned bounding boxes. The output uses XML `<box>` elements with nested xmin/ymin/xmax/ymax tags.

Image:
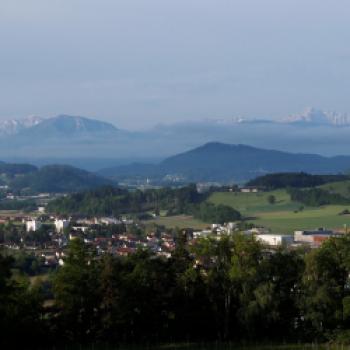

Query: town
<box><xmin>0</xmin><ymin>205</ymin><xmax>343</xmax><ymax>270</ymax></box>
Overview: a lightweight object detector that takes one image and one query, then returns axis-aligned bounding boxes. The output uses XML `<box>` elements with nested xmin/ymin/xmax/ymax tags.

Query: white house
<box><xmin>256</xmin><ymin>234</ymin><xmax>293</xmax><ymax>247</ymax></box>
<box><xmin>193</xmin><ymin>230</ymin><xmax>212</xmax><ymax>239</ymax></box>
<box><xmin>244</xmin><ymin>227</ymin><xmax>270</xmax><ymax>236</ymax></box>
<box><xmin>99</xmin><ymin>217</ymin><xmax>121</xmax><ymax>225</ymax></box>
<box><xmin>26</xmin><ymin>219</ymin><xmax>42</xmax><ymax>232</ymax></box>
<box><xmin>72</xmin><ymin>226</ymin><xmax>89</xmax><ymax>233</ymax></box>
<box><xmin>55</xmin><ymin>219</ymin><xmax>70</xmax><ymax>233</ymax></box>
<box><xmin>37</xmin><ymin>206</ymin><xmax>46</xmax><ymax>213</ymax></box>
<box><xmin>240</xmin><ymin>187</ymin><xmax>259</xmax><ymax>193</ymax></box>
<box><xmin>227</xmin><ymin>222</ymin><xmax>238</xmax><ymax>230</ymax></box>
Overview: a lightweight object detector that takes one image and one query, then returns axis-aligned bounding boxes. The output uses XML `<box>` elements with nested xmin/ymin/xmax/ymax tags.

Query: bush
<box><xmin>194</xmin><ymin>202</ymin><xmax>241</xmax><ymax>224</ymax></box>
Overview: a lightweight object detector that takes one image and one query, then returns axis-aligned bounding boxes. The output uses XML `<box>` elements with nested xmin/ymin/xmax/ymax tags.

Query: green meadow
<box><xmin>320</xmin><ymin>180</ymin><xmax>350</xmax><ymax>198</ymax></box>
<box><xmin>148</xmin><ymin>214</ymin><xmax>209</xmax><ymax>230</ymax></box>
<box><xmin>208</xmin><ymin>190</ymin><xmax>350</xmax><ymax>234</ymax></box>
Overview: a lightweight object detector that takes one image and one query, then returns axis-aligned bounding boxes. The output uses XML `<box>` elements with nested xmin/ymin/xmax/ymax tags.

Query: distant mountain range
<box><xmin>0</xmin><ymin>116</ymin><xmax>43</xmax><ymax>136</ymax></box>
<box><xmin>99</xmin><ymin>142</ymin><xmax>350</xmax><ymax>183</ymax></box>
<box><xmin>281</xmin><ymin>107</ymin><xmax>350</xmax><ymax>126</ymax></box>
<box><xmin>3</xmin><ymin>141</ymin><xmax>350</xmax><ymax>189</ymax></box>
<box><xmin>1</xmin><ymin>108</ymin><xmax>350</xmax><ymax>170</ymax></box>
<box><xmin>4</xmin><ymin>114</ymin><xmax>119</xmax><ymax>139</ymax></box>
<box><xmin>196</xmin><ymin>108</ymin><xmax>350</xmax><ymax>126</ymax></box>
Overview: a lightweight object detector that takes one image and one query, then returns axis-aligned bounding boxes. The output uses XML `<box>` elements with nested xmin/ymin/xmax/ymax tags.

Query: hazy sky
<box><xmin>1</xmin><ymin>0</ymin><xmax>350</xmax><ymax>129</ymax></box>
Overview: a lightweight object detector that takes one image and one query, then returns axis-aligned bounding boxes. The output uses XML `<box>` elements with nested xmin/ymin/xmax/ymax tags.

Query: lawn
<box><xmin>209</xmin><ymin>191</ymin><xmax>350</xmax><ymax>234</ymax></box>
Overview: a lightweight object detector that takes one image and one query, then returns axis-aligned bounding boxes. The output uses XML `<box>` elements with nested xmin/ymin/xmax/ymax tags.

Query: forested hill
<box><xmin>0</xmin><ymin>163</ymin><xmax>38</xmax><ymax>176</ymax></box>
<box><xmin>246</xmin><ymin>172</ymin><xmax>350</xmax><ymax>190</ymax></box>
<box><xmin>159</xmin><ymin>143</ymin><xmax>350</xmax><ymax>181</ymax></box>
<box><xmin>47</xmin><ymin>185</ymin><xmax>242</xmax><ymax>223</ymax></box>
<box><xmin>99</xmin><ymin>142</ymin><xmax>350</xmax><ymax>183</ymax></box>
<box><xmin>0</xmin><ymin>162</ymin><xmax>114</xmax><ymax>193</ymax></box>
<box><xmin>47</xmin><ymin>185</ymin><xmax>205</xmax><ymax>216</ymax></box>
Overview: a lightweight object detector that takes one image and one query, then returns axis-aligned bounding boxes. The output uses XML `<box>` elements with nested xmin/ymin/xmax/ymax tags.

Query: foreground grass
<box><xmin>209</xmin><ymin>191</ymin><xmax>350</xmax><ymax>234</ymax></box>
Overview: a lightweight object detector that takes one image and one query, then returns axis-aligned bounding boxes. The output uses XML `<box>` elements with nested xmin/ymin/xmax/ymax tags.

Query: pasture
<box><xmin>147</xmin><ymin>215</ymin><xmax>209</xmax><ymax>230</ymax></box>
<box><xmin>208</xmin><ymin>191</ymin><xmax>350</xmax><ymax>233</ymax></box>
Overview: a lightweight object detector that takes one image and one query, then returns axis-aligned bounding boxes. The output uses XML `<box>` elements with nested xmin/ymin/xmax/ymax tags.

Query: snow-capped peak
<box><xmin>0</xmin><ymin>116</ymin><xmax>45</xmax><ymax>136</ymax></box>
<box><xmin>283</xmin><ymin>107</ymin><xmax>350</xmax><ymax>126</ymax></box>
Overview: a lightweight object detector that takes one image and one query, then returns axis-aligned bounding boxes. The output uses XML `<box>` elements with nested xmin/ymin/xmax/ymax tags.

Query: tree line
<box><xmin>3</xmin><ymin>234</ymin><xmax>350</xmax><ymax>347</ymax></box>
<box><xmin>247</xmin><ymin>172</ymin><xmax>348</xmax><ymax>190</ymax></box>
<box><xmin>47</xmin><ymin>185</ymin><xmax>241</xmax><ymax>224</ymax></box>
<box><xmin>288</xmin><ymin>187</ymin><xmax>350</xmax><ymax>206</ymax></box>
<box><xmin>47</xmin><ymin>185</ymin><xmax>203</xmax><ymax>216</ymax></box>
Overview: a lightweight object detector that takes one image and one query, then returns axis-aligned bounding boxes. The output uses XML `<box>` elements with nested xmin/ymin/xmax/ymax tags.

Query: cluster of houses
<box><xmin>192</xmin><ymin>224</ymin><xmax>339</xmax><ymax>249</ymax></box>
<box><xmin>20</xmin><ymin>215</ymin><xmax>177</xmax><ymax>266</ymax></box>
<box><xmin>193</xmin><ymin>222</ymin><xmax>239</xmax><ymax>238</ymax></box>
<box><xmin>2</xmin><ymin>209</ymin><xmax>343</xmax><ymax>268</ymax></box>
<box><xmin>26</xmin><ymin>218</ymin><xmax>70</xmax><ymax>233</ymax></box>
<box><xmin>91</xmin><ymin>232</ymin><xmax>175</xmax><ymax>259</ymax></box>
<box><xmin>255</xmin><ymin>228</ymin><xmax>337</xmax><ymax>248</ymax></box>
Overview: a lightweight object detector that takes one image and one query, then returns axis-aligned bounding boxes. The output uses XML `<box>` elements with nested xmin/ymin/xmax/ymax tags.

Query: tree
<box><xmin>267</xmin><ymin>195</ymin><xmax>276</xmax><ymax>205</ymax></box>
<box><xmin>246</xmin><ymin>248</ymin><xmax>304</xmax><ymax>340</ymax></box>
<box><xmin>301</xmin><ymin>236</ymin><xmax>350</xmax><ymax>340</ymax></box>
<box><xmin>98</xmin><ymin>255</ymin><xmax>122</xmax><ymax>341</ymax></box>
<box><xmin>0</xmin><ymin>255</ymin><xmax>45</xmax><ymax>348</ymax></box>
<box><xmin>116</xmin><ymin>249</ymin><xmax>173</xmax><ymax>342</ymax></box>
<box><xmin>53</xmin><ymin>239</ymin><xmax>100</xmax><ymax>342</ymax></box>
<box><xmin>193</xmin><ymin>234</ymin><xmax>264</xmax><ymax>340</ymax></box>
<box><xmin>195</xmin><ymin>202</ymin><xmax>241</xmax><ymax>224</ymax></box>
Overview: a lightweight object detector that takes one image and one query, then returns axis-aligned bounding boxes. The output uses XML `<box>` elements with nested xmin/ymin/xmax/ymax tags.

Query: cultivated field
<box><xmin>209</xmin><ymin>191</ymin><xmax>350</xmax><ymax>233</ymax></box>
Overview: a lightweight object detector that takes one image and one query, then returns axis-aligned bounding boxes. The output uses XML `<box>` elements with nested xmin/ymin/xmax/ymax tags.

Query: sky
<box><xmin>1</xmin><ymin>0</ymin><xmax>350</xmax><ymax>129</ymax></box>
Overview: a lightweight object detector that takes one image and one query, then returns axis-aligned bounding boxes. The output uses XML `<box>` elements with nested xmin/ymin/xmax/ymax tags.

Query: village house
<box><xmin>193</xmin><ymin>230</ymin><xmax>212</xmax><ymax>239</ymax></box>
<box><xmin>240</xmin><ymin>186</ymin><xmax>259</xmax><ymax>193</ymax></box>
<box><xmin>55</xmin><ymin>218</ymin><xmax>70</xmax><ymax>233</ymax></box>
<box><xmin>244</xmin><ymin>227</ymin><xmax>270</xmax><ymax>236</ymax></box>
<box><xmin>97</xmin><ymin>217</ymin><xmax>122</xmax><ymax>225</ymax></box>
<box><xmin>26</xmin><ymin>219</ymin><xmax>42</xmax><ymax>232</ymax></box>
<box><xmin>116</xmin><ymin>247</ymin><xmax>136</xmax><ymax>257</ymax></box>
<box><xmin>38</xmin><ymin>206</ymin><xmax>46</xmax><ymax>213</ymax></box>
<box><xmin>212</xmin><ymin>222</ymin><xmax>238</xmax><ymax>235</ymax></box>
<box><xmin>256</xmin><ymin>234</ymin><xmax>293</xmax><ymax>247</ymax></box>
<box><xmin>72</xmin><ymin>225</ymin><xmax>90</xmax><ymax>233</ymax></box>
<box><xmin>294</xmin><ymin>228</ymin><xmax>337</xmax><ymax>247</ymax></box>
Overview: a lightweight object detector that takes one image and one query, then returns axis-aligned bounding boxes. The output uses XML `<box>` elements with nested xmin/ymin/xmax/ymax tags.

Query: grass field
<box><xmin>209</xmin><ymin>191</ymin><xmax>350</xmax><ymax>233</ymax></box>
<box><xmin>147</xmin><ymin>215</ymin><xmax>209</xmax><ymax>230</ymax></box>
<box><xmin>320</xmin><ymin>180</ymin><xmax>350</xmax><ymax>198</ymax></box>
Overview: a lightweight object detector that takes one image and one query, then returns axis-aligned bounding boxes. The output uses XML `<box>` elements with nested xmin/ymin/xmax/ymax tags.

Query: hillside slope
<box><xmin>0</xmin><ymin>161</ymin><xmax>114</xmax><ymax>193</ymax></box>
<box><xmin>100</xmin><ymin>142</ymin><xmax>350</xmax><ymax>183</ymax></box>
